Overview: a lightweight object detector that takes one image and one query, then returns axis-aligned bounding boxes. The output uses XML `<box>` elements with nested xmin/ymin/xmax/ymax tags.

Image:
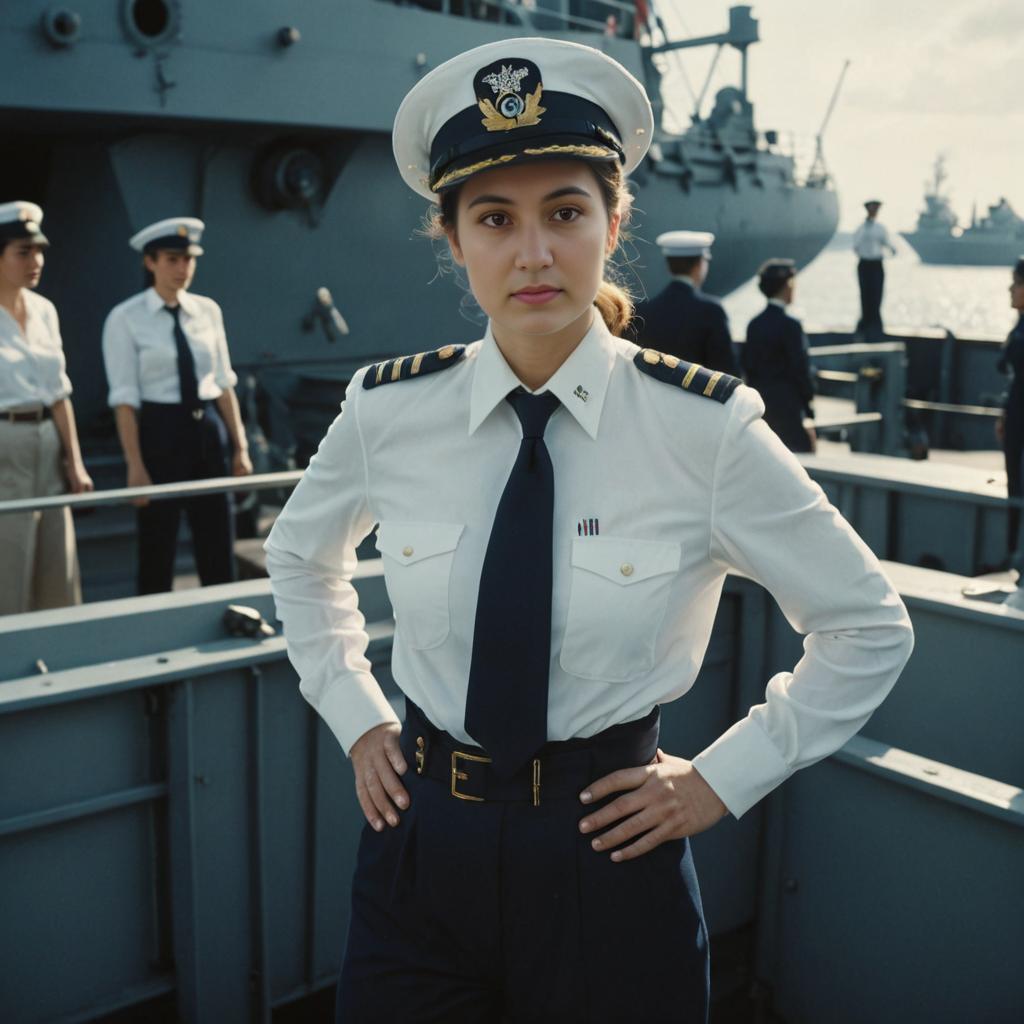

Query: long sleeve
<box><xmin>102</xmin><ymin>307</ymin><xmax>141</xmax><ymax>408</ymax></box>
<box><xmin>209</xmin><ymin>300</ymin><xmax>239</xmax><ymax>390</ymax></box>
<box><xmin>787</xmin><ymin>321</ymin><xmax>815</xmax><ymax>414</ymax></box>
<box><xmin>705</xmin><ymin>304</ymin><xmax>740</xmax><ymax>376</ymax></box>
<box><xmin>691</xmin><ymin>388</ymin><xmax>914</xmax><ymax>817</ymax></box>
<box><xmin>264</xmin><ymin>370</ymin><xmax>399</xmax><ymax>755</ymax></box>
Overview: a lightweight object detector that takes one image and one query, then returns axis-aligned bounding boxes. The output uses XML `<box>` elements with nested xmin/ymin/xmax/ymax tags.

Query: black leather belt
<box><xmin>2</xmin><ymin>407</ymin><xmax>51</xmax><ymax>423</ymax></box>
<box><xmin>401</xmin><ymin>700</ymin><xmax>659</xmax><ymax>807</ymax></box>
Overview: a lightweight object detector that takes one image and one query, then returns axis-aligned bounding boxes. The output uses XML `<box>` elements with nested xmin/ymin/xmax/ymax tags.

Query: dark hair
<box><xmin>425</xmin><ymin>160</ymin><xmax>636</xmax><ymax>336</ymax></box>
<box><xmin>1014</xmin><ymin>255</ymin><xmax>1024</xmax><ymax>282</ymax></box>
<box><xmin>757</xmin><ymin>258</ymin><xmax>796</xmax><ymax>299</ymax></box>
<box><xmin>666</xmin><ymin>255</ymin><xmax>702</xmax><ymax>277</ymax></box>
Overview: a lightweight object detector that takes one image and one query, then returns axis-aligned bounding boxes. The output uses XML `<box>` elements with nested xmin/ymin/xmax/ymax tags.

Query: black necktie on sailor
<box><xmin>464</xmin><ymin>389</ymin><xmax>560</xmax><ymax>779</ymax></box>
<box><xmin>164</xmin><ymin>304</ymin><xmax>200</xmax><ymax>411</ymax></box>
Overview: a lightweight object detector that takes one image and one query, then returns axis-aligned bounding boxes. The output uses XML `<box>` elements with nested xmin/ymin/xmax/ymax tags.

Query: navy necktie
<box><xmin>164</xmin><ymin>304</ymin><xmax>200</xmax><ymax>410</ymax></box>
<box><xmin>464</xmin><ymin>389</ymin><xmax>560</xmax><ymax>778</ymax></box>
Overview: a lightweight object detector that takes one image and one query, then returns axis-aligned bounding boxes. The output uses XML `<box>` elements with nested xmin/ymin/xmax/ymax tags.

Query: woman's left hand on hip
<box><xmin>577</xmin><ymin>749</ymin><xmax>728</xmax><ymax>861</ymax></box>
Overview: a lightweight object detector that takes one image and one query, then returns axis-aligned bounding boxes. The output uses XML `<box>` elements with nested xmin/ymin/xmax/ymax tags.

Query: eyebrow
<box><xmin>466</xmin><ymin>185</ymin><xmax>593</xmax><ymax>209</ymax></box>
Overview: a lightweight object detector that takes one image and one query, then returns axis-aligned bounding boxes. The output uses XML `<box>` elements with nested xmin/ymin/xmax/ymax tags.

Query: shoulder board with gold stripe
<box><xmin>363</xmin><ymin>344</ymin><xmax>466</xmax><ymax>391</ymax></box>
<box><xmin>633</xmin><ymin>348</ymin><xmax>741</xmax><ymax>404</ymax></box>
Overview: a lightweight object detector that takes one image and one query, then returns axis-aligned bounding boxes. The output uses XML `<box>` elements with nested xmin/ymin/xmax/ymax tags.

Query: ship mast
<box><xmin>807</xmin><ymin>59</ymin><xmax>850</xmax><ymax>187</ymax></box>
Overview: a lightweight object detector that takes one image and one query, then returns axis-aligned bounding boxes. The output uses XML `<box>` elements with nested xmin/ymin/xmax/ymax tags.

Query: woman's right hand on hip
<box><xmin>350</xmin><ymin>721</ymin><xmax>409</xmax><ymax>831</ymax></box>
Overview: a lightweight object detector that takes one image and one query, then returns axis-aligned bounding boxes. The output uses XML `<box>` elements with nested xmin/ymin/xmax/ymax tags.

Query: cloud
<box><xmin>956</xmin><ymin>0</ymin><xmax>1024</xmax><ymax>44</ymax></box>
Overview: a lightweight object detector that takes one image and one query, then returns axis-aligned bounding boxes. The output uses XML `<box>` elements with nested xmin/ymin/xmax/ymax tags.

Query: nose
<box><xmin>514</xmin><ymin>223</ymin><xmax>553</xmax><ymax>272</ymax></box>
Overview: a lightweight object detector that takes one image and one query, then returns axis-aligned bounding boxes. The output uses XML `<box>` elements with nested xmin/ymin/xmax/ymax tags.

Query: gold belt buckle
<box><xmin>451</xmin><ymin>749</ymin><xmax>491</xmax><ymax>802</ymax></box>
<box><xmin>191</xmin><ymin>408</ymin><xmax>205</xmax><ymax>420</ymax></box>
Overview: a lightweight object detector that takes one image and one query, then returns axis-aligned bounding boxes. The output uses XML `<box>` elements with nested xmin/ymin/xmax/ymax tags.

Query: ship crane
<box><xmin>807</xmin><ymin>59</ymin><xmax>850</xmax><ymax>187</ymax></box>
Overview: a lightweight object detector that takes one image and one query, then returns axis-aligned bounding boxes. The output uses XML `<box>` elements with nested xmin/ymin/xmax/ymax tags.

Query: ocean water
<box><xmin>721</xmin><ymin>236</ymin><xmax>1021</xmax><ymax>341</ymax></box>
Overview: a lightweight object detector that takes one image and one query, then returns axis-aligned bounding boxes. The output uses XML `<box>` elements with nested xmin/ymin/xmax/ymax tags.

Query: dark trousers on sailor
<box><xmin>857</xmin><ymin>258</ymin><xmax>885</xmax><ymax>338</ymax></box>
<box><xmin>136</xmin><ymin>401</ymin><xmax>236</xmax><ymax>594</ymax></box>
<box><xmin>335</xmin><ymin>704</ymin><xmax>709</xmax><ymax>1024</ymax></box>
<box><xmin>1005</xmin><ymin>396</ymin><xmax>1024</xmax><ymax>556</ymax></box>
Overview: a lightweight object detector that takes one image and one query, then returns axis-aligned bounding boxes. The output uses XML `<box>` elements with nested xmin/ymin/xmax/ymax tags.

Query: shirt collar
<box><xmin>146</xmin><ymin>286</ymin><xmax>199</xmax><ymax>318</ymax></box>
<box><xmin>671</xmin><ymin>275</ymin><xmax>697</xmax><ymax>289</ymax></box>
<box><xmin>768</xmin><ymin>298</ymin><xmax>787</xmax><ymax>309</ymax></box>
<box><xmin>468</xmin><ymin>314</ymin><xmax>616</xmax><ymax>440</ymax></box>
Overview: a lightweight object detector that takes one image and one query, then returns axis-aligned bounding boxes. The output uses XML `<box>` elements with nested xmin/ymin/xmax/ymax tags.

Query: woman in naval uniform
<box><xmin>265</xmin><ymin>38</ymin><xmax>914</xmax><ymax>1022</ymax></box>
<box><xmin>0</xmin><ymin>201</ymin><xmax>92</xmax><ymax>615</ymax></box>
<box><xmin>102</xmin><ymin>218</ymin><xmax>251</xmax><ymax>595</ymax></box>
<box><xmin>997</xmin><ymin>256</ymin><xmax>1024</xmax><ymax>561</ymax></box>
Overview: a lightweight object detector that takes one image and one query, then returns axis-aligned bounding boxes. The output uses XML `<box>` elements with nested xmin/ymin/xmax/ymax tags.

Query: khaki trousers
<box><xmin>0</xmin><ymin>418</ymin><xmax>81</xmax><ymax>616</ymax></box>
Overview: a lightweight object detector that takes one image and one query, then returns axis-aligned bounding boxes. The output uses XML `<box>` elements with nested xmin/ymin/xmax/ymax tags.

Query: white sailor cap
<box><xmin>656</xmin><ymin>230</ymin><xmax>715</xmax><ymax>260</ymax></box>
<box><xmin>0</xmin><ymin>201</ymin><xmax>49</xmax><ymax>247</ymax></box>
<box><xmin>393</xmin><ymin>37</ymin><xmax>654</xmax><ymax>200</ymax></box>
<box><xmin>129</xmin><ymin>217</ymin><xmax>205</xmax><ymax>256</ymax></box>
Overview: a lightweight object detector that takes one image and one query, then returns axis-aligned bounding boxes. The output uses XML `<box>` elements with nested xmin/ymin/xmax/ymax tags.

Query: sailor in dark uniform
<box><xmin>630</xmin><ymin>230</ymin><xmax>740</xmax><ymax>375</ymax></box>
<box><xmin>264</xmin><ymin>37</ymin><xmax>913</xmax><ymax>1024</ymax></box>
<box><xmin>742</xmin><ymin>258</ymin><xmax>817</xmax><ymax>453</ymax></box>
<box><xmin>997</xmin><ymin>256</ymin><xmax>1024</xmax><ymax>560</ymax></box>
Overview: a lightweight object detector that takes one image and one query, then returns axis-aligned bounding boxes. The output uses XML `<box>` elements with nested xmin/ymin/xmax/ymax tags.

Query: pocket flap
<box><xmin>570</xmin><ymin>536</ymin><xmax>681</xmax><ymax>586</ymax></box>
<box><xmin>376</xmin><ymin>521</ymin><xmax>465</xmax><ymax>566</ymax></box>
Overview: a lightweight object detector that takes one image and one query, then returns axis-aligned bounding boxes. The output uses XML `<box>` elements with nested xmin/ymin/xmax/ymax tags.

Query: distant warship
<box><xmin>0</xmin><ymin>1</ymin><xmax>839</xmax><ymax>450</ymax></box>
<box><xmin>902</xmin><ymin>156</ymin><xmax>1024</xmax><ymax>267</ymax></box>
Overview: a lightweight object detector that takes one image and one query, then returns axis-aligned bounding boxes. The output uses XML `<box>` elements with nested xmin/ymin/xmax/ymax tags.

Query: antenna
<box><xmin>807</xmin><ymin>59</ymin><xmax>851</xmax><ymax>186</ymax></box>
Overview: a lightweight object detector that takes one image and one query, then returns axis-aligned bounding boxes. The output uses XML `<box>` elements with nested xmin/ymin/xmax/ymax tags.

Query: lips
<box><xmin>513</xmin><ymin>285</ymin><xmax>562</xmax><ymax>305</ymax></box>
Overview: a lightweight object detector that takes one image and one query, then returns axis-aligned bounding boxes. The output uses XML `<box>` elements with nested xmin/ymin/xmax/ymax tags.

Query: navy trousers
<box><xmin>857</xmin><ymin>258</ymin><xmax>885</xmax><ymax>337</ymax></box>
<box><xmin>335</xmin><ymin>706</ymin><xmax>709</xmax><ymax>1023</ymax></box>
<box><xmin>136</xmin><ymin>401</ymin><xmax>236</xmax><ymax>594</ymax></box>
<box><xmin>1005</xmin><ymin>397</ymin><xmax>1023</xmax><ymax>556</ymax></box>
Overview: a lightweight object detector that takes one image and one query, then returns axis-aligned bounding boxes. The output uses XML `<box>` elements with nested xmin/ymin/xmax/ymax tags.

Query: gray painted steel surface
<box><xmin>2</xmin><ymin>562</ymin><xmax>1022</xmax><ymax>1020</ymax></box>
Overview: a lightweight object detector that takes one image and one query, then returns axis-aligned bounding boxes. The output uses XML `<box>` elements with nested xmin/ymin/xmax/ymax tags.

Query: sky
<box><xmin>654</xmin><ymin>0</ymin><xmax>1024</xmax><ymax>232</ymax></box>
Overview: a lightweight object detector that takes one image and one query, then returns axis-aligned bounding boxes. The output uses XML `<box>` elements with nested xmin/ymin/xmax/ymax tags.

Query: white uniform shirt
<box><xmin>852</xmin><ymin>219</ymin><xmax>896</xmax><ymax>260</ymax></box>
<box><xmin>0</xmin><ymin>290</ymin><xmax>72</xmax><ymax>410</ymax></box>
<box><xmin>102</xmin><ymin>287</ymin><xmax>238</xmax><ymax>408</ymax></box>
<box><xmin>264</xmin><ymin>316</ymin><xmax>914</xmax><ymax>818</ymax></box>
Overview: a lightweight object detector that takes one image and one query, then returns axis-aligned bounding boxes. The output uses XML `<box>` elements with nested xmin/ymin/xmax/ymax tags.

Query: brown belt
<box><xmin>2</xmin><ymin>407</ymin><xmax>51</xmax><ymax>423</ymax></box>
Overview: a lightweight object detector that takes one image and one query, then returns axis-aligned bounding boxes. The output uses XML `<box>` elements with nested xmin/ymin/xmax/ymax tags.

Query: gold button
<box><xmin>642</xmin><ymin>349</ymin><xmax>660</xmax><ymax>365</ymax></box>
<box><xmin>438</xmin><ymin>344</ymin><xmax>456</xmax><ymax>360</ymax></box>
<box><xmin>402</xmin><ymin>546</ymin><xmax>414</xmax><ymax>557</ymax></box>
<box><xmin>662</xmin><ymin>354</ymin><xmax>680</xmax><ymax>369</ymax></box>
<box><xmin>620</xmin><ymin>563</ymin><xmax>634</xmax><ymax>577</ymax></box>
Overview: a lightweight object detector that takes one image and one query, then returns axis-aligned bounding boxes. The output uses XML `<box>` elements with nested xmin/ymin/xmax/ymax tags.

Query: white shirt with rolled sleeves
<box><xmin>264</xmin><ymin>315</ymin><xmax>914</xmax><ymax>819</ymax></box>
<box><xmin>101</xmin><ymin>287</ymin><xmax>238</xmax><ymax>408</ymax></box>
<box><xmin>852</xmin><ymin>219</ymin><xmax>897</xmax><ymax>260</ymax></box>
<box><xmin>0</xmin><ymin>290</ymin><xmax>72</xmax><ymax>410</ymax></box>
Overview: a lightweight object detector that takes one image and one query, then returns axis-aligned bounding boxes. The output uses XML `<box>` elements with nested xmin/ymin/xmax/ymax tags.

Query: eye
<box><xmin>552</xmin><ymin>206</ymin><xmax>581</xmax><ymax>223</ymax></box>
<box><xmin>480</xmin><ymin>211</ymin><xmax>510</xmax><ymax>228</ymax></box>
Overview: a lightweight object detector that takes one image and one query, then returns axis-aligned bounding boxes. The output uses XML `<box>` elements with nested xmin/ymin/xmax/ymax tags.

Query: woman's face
<box><xmin>1010</xmin><ymin>275</ymin><xmax>1024</xmax><ymax>312</ymax></box>
<box><xmin>0</xmin><ymin>240</ymin><xmax>45</xmax><ymax>291</ymax></box>
<box><xmin>145</xmin><ymin>249</ymin><xmax>196</xmax><ymax>294</ymax></box>
<box><xmin>447</xmin><ymin>159</ymin><xmax>620</xmax><ymax>340</ymax></box>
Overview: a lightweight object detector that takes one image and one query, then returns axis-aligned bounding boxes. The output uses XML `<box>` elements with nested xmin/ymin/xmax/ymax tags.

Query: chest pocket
<box><xmin>560</xmin><ymin>536</ymin><xmax>681</xmax><ymax>683</ymax></box>
<box><xmin>376</xmin><ymin>521</ymin><xmax>464</xmax><ymax>650</ymax></box>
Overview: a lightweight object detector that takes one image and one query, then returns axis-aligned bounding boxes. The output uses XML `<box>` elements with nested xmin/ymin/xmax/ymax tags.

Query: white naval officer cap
<box><xmin>129</xmin><ymin>217</ymin><xmax>205</xmax><ymax>256</ymax></box>
<box><xmin>0</xmin><ymin>200</ymin><xmax>49</xmax><ymax>247</ymax></box>
<box><xmin>656</xmin><ymin>230</ymin><xmax>715</xmax><ymax>260</ymax></box>
<box><xmin>392</xmin><ymin>36</ymin><xmax>654</xmax><ymax>200</ymax></box>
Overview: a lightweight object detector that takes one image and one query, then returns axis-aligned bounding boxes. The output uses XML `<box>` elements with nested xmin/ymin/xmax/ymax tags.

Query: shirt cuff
<box><xmin>310</xmin><ymin>671</ymin><xmax>402</xmax><ymax>756</ymax></box>
<box><xmin>691</xmin><ymin>716</ymin><xmax>793</xmax><ymax>819</ymax></box>
<box><xmin>108</xmin><ymin>388</ymin><xmax>141</xmax><ymax>408</ymax></box>
<box><xmin>216</xmin><ymin>370</ymin><xmax>238</xmax><ymax>389</ymax></box>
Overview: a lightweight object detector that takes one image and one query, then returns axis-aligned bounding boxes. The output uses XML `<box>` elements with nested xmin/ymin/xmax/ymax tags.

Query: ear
<box><xmin>605</xmin><ymin>211</ymin><xmax>622</xmax><ymax>257</ymax></box>
<box><xmin>446</xmin><ymin>226</ymin><xmax>466</xmax><ymax>268</ymax></box>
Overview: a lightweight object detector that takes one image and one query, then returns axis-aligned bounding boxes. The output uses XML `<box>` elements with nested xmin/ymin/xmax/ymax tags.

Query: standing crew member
<box><xmin>630</xmin><ymin>230</ymin><xmax>740</xmax><ymax>375</ymax></box>
<box><xmin>853</xmin><ymin>198</ymin><xmax>896</xmax><ymax>339</ymax></box>
<box><xmin>742</xmin><ymin>258</ymin><xmax>817</xmax><ymax>453</ymax></box>
<box><xmin>997</xmin><ymin>256</ymin><xmax>1024</xmax><ymax>562</ymax></box>
<box><xmin>0</xmin><ymin>201</ymin><xmax>92</xmax><ymax>615</ymax></box>
<box><xmin>102</xmin><ymin>218</ymin><xmax>252</xmax><ymax>595</ymax></box>
<box><xmin>265</xmin><ymin>38</ymin><xmax>914</xmax><ymax>1022</ymax></box>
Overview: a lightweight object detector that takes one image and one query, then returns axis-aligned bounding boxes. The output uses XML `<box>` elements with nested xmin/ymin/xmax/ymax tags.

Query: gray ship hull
<box><xmin>902</xmin><ymin>231</ymin><xmax>1024</xmax><ymax>266</ymax></box>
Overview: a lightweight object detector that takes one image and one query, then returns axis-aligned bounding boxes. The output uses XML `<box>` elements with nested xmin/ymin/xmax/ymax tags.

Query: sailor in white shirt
<box><xmin>265</xmin><ymin>38</ymin><xmax>914</xmax><ymax>1022</ymax></box>
<box><xmin>102</xmin><ymin>218</ymin><xmax>251</xmax><ymax>594</ymax></box>
<box><xmin>852</xmin><ymin>198</ymin><xmax>897</xmax><ymax>338</ymax></box>
<box><xmin>0</xmin><ymin>201</ymin><xmax>91</xmax><ymax>615</ymax></box>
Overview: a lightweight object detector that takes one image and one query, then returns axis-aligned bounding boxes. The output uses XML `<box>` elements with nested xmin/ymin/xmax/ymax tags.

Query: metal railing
<box><xmin>0</xmin><ymin>470</ymin><xmax>303</xmax><ymax>518</ymax></box>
